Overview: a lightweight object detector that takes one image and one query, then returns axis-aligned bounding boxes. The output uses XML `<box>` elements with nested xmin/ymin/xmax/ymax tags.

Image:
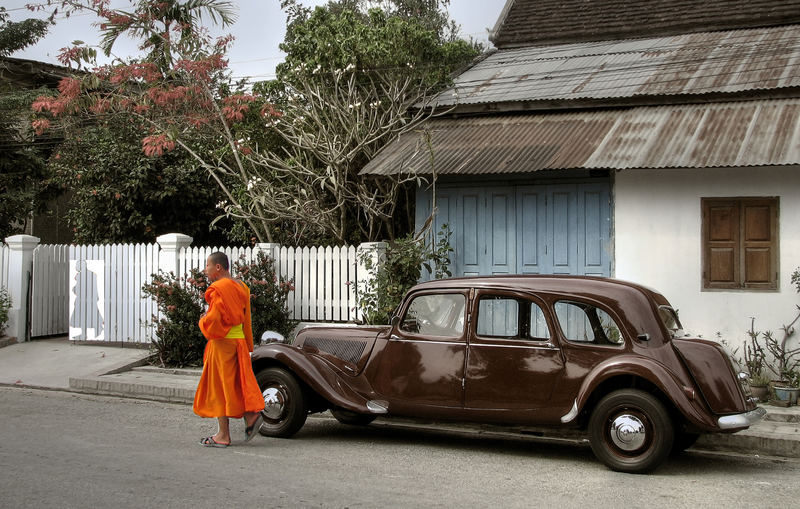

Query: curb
<box><xmin>68</xmin><ymin>356</ymin><xmax>195</xmax><ymax>404</ymax></box>
<box><xmin>696</xmin><ymin>430</ymin><xmax>800</xmax><ymax>457</ymax></box>
<box><xmin>69</xmin><ymin>375</ymin><xmax>197</xmax><ymax>404</ymax></box>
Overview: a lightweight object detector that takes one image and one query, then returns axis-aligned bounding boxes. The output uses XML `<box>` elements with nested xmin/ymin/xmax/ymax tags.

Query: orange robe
<box><xmin>193</xmin><ymin>278</ymin><xmax>265</xmax><ymax>418</ymax></box>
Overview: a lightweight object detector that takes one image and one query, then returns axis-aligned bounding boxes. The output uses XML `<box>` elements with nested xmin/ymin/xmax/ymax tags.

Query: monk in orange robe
<box><xmin>194</xmin><ymin>252</ymin><xmax>265</xmax><ymax>447</ymax></box>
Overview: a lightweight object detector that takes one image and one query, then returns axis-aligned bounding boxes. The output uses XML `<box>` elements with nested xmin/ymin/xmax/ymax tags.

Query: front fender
<box><xmin>251</xmin><ymin>343</ymin><xmax>372</xmax><ymax>414</ymax></box>
<box><xmin>570</xmin><ymin>355</ymin><xmax>719</xmax><ymax>431</ymax></box>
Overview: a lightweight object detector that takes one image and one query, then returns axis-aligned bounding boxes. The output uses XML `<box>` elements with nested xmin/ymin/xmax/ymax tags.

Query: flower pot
<box><xmin>773</xmin><ymin>386</ymin><xmax>800</xmax><ymax>405</ymax></box>
<box><xmin>750</xmin><ymin>384</ymin><xmax>769</xmax><ymax>402</ymax></box>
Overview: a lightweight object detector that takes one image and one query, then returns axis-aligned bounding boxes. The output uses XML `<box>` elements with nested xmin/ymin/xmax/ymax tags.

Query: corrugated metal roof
<box><xmin>433</xmin><ymin>25</ymin><xmax>800</xmax><ymax>107</ymax></box>
<box><xmin>361</xmin><ymin>99</ymin><xmax>800</xmax><ymax>175</ymax></box>
<box><xmin>491</xmin><ymin>0</ymin><xmax>800</xmax><ymax>48</ymax></box>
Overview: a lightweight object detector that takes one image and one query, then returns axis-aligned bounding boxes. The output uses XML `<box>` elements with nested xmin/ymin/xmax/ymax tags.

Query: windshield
<box><xmin>658</xmin><ymin>306</ymin><xmax>684</xmax><ymax>339</ymax></box>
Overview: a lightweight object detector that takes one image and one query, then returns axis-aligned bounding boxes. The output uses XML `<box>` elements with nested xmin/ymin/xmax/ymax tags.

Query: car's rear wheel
<box><xmin>330</xmin><ymin>408</ymin><xmax>377</xmax><ymax>426</ymax></box>
<box><xmin>255</xmin><ymin>367</ymin><xmax>308</xmax><ymax>438</ymax></box>
<box><xmin>588</xmin><ymin>389</ymin><xmax>674</xmax><ymax>473</ymax></box>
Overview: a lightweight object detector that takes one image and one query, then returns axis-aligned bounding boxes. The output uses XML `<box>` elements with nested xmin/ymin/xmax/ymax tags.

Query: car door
<box><xmin>464</xmin><ymin>290</ymin><xmax>565</xmax><ymax>413</ymax></box>
<box><xmin>372</xmin><ymin>291</ymin><xmax>469</xmax><ymax>410</ymax></box>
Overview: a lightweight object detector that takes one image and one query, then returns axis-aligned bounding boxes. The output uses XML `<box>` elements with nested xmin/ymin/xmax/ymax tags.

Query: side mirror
<box><xmin>637</xmin><ymin>333</ymin><xmax>651</xmax><ymax>342</ymax></box>
<box><xmin>390</xmin><ymin>315</ymin><xmax>401</xmax><ymax>328</ymax></box>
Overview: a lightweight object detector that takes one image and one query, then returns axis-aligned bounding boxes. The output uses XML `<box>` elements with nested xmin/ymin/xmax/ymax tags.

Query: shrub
<box><xmin>142</xmin><ymin>253</ymin><xmax>295</xmax><ymax>367</ymax></box>
<box><xmin>142</xmin><ymin>269</ymin><xmax>209</xmax><ymax>368</ymax></box>
<box><xmin>0</xmin><ymin>287</ymin><xmax>11</xmax><ymax>336</ymax></box>
<box><xmin>357</xmin><ymin>225</ymin><xmax>453</xmax><ymax>325</ymax></box>
<box><xmin>233</xmin><ymin>252</ymin><xmax>295</xmax><ymax>339</ymax></box>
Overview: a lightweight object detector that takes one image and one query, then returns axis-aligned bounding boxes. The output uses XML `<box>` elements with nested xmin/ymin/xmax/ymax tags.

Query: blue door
<box><xmin>417</xmin><ymin>182</ymin><xmax>611</xmax><ymax>277</ymax></box>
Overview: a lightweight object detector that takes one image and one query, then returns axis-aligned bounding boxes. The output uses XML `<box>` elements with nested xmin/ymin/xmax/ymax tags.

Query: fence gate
<box><xmin>31</xmin><ymin>245</ymin><xmax>69</xmax><ymax>337</ymax></box>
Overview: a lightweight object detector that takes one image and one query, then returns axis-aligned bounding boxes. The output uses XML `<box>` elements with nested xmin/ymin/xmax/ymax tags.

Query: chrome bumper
<box><xmin>717</xmin><ymin>406</ymin><xmax>767</xmax><ymax>430</ymax></box>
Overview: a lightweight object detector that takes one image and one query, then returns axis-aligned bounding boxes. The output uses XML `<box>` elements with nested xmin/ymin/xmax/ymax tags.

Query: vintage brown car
<box><xmin>250</xmin><ymin>275</ymin><xmax>765</xmax><ymax>473</ymax></box>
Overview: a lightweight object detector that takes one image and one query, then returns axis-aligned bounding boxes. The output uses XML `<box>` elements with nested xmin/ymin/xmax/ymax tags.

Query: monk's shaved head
<box><xmin>208</xmin><ymin>252</ymin><xmax>229</xmax><ymax>271</ymax></box>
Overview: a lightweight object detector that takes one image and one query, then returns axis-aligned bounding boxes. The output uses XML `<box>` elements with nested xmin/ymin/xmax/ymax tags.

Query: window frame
<box><xmin>396</xmin><ymin>291</ymin><xmax>468</xmax><ymax>341</ymax></box>
<box><xmin>471</xmin><ymin>290</ymin><xmax>554</xmax><ymax>345</ymax></box>
<box><xmin>701</xmin><ymin>197</ymin><xmax>779</xmax><ymax>291</ymax></box>
<box><xmin>553</xmin><ymin>299</ymin><xmax>626</xmax><ymax>348</ymax></box>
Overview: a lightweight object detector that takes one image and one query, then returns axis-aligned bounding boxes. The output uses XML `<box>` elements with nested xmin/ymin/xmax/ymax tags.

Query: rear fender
<box><xmin>672</xmin><ymin>338</ymin><xmax>749</xmax><ymax>414</ymax></box>
<box><xmin>571</xmin><ymin>356</ymin><xmax>718</xmax><ymax>431</ymax></box>
<box><xmin>251</xmin><ymin>344</ymin><xmax>371</xmax><ymax>414</ymax></box>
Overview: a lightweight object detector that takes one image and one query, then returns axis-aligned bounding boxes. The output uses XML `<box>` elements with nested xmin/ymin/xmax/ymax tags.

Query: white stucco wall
<box><xmin>614</xmin><ymin>166</ymin><xmax>800</xmax><ymax>350</ymax></box>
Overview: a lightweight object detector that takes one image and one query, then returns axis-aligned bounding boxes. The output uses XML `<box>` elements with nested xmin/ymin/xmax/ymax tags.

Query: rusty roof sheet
<box><xmin>491</xmin><ymin>0</ymin><xmax>800</xmax><ymax>48</ymax></box>
<box><xmin>434</xmin><ymin>25</ymin><xmax>800</xmax><ymax>108</ymax></box>
<box><xmin>361</xmin><ymin>99</ymin><xmax>800</xmax><ymax>175</ymax></box>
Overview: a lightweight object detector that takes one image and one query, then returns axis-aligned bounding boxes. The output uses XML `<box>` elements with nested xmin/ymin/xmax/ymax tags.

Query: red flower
<box><xmin>31</xmin><ymin>118</ymin><xmax>51</xmax><ymax>135</ymax></box>
<box><xmin>142</xmin><ymin>134</ymin><xmax>176</xmax><ymax>156</ymax></box>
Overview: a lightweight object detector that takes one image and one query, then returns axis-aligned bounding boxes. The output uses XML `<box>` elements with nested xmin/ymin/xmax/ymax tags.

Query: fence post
<box><xmin>4</xmin><ymin>235</ymin><xmax>40</xmax><ymax>342</ymax></box>
<box><xmin>355</xmin><ymin>242</ymin><xmax>387</xmax><ymax>322</ymax></box>
<box><xmin>255</xmin><ymin>242</ymin><xmax>280</xmax><ymax>261</ymax></box>
<box><xmin>156</xmin><ymin>233</ymin><xmax>193</xmax><ymax>275</ymax></box>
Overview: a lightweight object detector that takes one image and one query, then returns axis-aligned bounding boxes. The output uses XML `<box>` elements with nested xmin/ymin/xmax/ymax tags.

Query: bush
<box><xmin>0</xmin><ymin>286</ymin><xmax>11</xmax><ymax>336</ymax></box>
<box><xmin>142</xmin><ymin>269</ymin><xmax>209</xmax><ymax>368</ymax></box>
<box><xmin>357</xmin><ymin>225</ymin><xmax>452</xmax><ymax>325</ymax></box>
<box><xmin>233</xmin><ymin>252</ymin><xmax>295</xmax><ymax>339</ymax></box>
<box><xmin>142</xmin><ymin>253</ymin><xmax>295</xmax><ymax>367</ymax></box>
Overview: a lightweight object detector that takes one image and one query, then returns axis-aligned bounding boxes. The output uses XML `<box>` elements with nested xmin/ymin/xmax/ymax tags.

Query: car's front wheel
<box><xmin>588</xmin><ymin>389</ymin><xmax>674</xmax><ymax>473</ymax></box>
<box><xmin>255</xmin><ymin>367</ymin><xmax>308</xmax><ymax>438</ymax></box>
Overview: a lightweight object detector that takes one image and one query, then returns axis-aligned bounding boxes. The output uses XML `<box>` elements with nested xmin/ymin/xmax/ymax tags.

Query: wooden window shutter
<box><xmin>702</xmin><ymin>197</ymin><xmax>778</xmax><ymax>290</ymax></box>
<box><xmin>703</xmin><ymin>199</ymin><xmax>739</xmax><ymax>289</ymax></box>
<box><xmin>742</xmin><ymin>200</ymin><xmax>778</xmax><ymax>289</ymax></box>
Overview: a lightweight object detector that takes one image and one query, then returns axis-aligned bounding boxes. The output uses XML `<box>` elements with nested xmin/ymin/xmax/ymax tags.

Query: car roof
<box><xmin>410</xmin><ymin>275</ymin><xmax>669</xmax><ymax>306</ymax></box>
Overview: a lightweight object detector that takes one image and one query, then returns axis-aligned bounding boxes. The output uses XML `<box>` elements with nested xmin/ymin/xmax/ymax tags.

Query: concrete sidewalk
<box><xmin>2</xmin><ymin>337</ymin><xmax>799</xmax><ymax>459</ymax></box>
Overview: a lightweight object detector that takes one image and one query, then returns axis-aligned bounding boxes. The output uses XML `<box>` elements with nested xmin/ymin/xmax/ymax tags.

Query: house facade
<box><xmin>361</xmin><ymin>0</ymin><xmax>800</xmax><ymax>342</ymax></box>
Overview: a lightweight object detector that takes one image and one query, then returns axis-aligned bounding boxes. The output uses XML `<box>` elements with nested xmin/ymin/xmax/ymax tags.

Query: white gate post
<box><xmin>355</xmin><ymin>242</ymin><xmax>387</xmax><ymax>322</ymax></box>
<box><xmin>156</xmin><ymin>233</ymin><xmax>193</xmax><ymax>275</ymax></box>
<box><xmin>255</xmin><ymin>242</ymin><xmax>280</xmax><ymax>262</ymax></box>
<box><xmin>4</xmin><ymin>235</ymin><xmax>40</xmax><ymax>342</ymax></box>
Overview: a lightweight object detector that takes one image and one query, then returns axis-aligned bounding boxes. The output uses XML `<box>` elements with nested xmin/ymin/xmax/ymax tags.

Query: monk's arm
<box><xmin>243</xmin><ymin>288</ymin><xmax>254</xmax><ymax>352</ymax></box>
<box><xmin>199</xmin><ymin>288</ymin><xmax>228</xmax><ymax>339</ymax></box>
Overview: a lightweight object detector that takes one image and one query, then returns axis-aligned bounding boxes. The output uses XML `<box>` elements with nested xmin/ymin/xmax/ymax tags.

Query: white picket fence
<box><xmin>14</xmin><ymin>236</ymin><xmax>364</xmax><ymax>343</ymax></box>
<box><xmin>179</xmin><ymin>244</ymin><xmax>359</xmax><ymax>323</ymax></box>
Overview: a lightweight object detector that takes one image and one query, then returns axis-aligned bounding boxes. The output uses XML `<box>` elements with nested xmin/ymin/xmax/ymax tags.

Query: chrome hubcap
<box><xmin>262</xmin><ymin>385</ymin><xmax>286</xmax><ymax>421</ymax></box>
<box><xmin>609</xmin><ymin>414</ymin><xmax>647</xmax><ymax>451</ymax></box>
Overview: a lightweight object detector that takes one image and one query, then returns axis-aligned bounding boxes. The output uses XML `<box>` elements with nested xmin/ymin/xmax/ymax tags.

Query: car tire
<box><xmin>588</xmin><ymin>389</ymin><xmax>674</xmax><ymax>474</ymax></box>
<box><xmin>330</xmin><ymin>408</ymin><xmax>377</xmax><ymax>426</ymax></box>
<box><xmin>255</xmin><ymin>367</ymin><xmax>308</xmax><ymax>438</ymax></box>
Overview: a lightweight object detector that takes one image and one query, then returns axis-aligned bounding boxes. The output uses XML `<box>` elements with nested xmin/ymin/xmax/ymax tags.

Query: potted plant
<box><xmin>772</xmin><ymin>369</ymin><xmax>800</xmax><ymax>405</ymax></box>
<box><xmin>742</xmin><ymin>318</ymin><xmax>772</xmax><ymax>401</ymax></box>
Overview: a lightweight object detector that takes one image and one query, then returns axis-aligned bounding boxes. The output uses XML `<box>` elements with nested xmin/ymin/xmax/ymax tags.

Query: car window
<box><xmin>477</xmin><ymin>297</ymin><xmax>519</xmax><ymax>337</ymax></box>
<box><xmin>554</xmin><ymin>300</ymin><xmax>623</xmax><ymax>346</ymax></box>
<box><xmin>658</xmin><ymin>306</ymin><xmax>684</xmax><ymax>338</ymax></box>
<box><xmin>400</xmin><ymin>293</ymin><xmax>465</xmax><ymax>337</ymax></box>
<box><xmin>476</xmin><ymin>296</ymin><xmax>551</xmax><ymax>341</ymax></box>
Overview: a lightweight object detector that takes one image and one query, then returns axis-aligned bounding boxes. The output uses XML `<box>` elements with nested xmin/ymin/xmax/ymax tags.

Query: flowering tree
<box><xmin>32</xmin><ymin>0</ymin><xmax>479</xmax><ymax>244</ymax></box>
<box><xmin>31</xmin><ymin>0</ymin><xmax>282</xmax><ymax>241</ymax></box>
<box><xmin>247</xmin><ymin>1</ymin><xmax>480</xmax><ymax>243</ymax></box>
<box><xmin>1</xmin><ymin>7</ymin><xmax>56</xmax><ymax>238</ymax></box>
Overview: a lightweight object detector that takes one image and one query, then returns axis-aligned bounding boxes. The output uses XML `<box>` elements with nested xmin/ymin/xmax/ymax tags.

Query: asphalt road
<box><xmin>2</xmin><ymin>387</ymin><xmax>799</xmax><ymax>509</ymax></box>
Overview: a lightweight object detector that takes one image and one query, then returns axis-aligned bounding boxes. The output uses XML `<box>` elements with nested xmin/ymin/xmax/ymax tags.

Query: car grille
<box><xmin>304</xmin><ymin>337</ymin><xmax>367</xmax><ymax>365</ymax></box>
